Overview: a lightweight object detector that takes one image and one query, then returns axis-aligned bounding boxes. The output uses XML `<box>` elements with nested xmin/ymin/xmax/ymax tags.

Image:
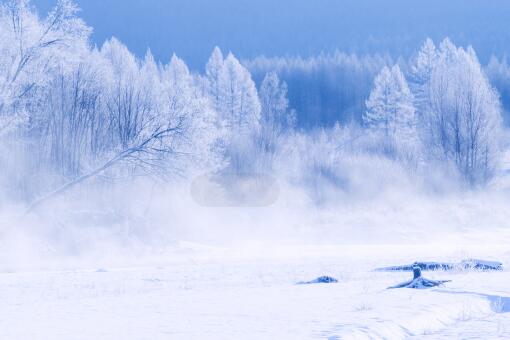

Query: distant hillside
<box><xmin>32</xmin><ymin>0</ymin><xmax>510</xmax><ymax>69</ymax></box>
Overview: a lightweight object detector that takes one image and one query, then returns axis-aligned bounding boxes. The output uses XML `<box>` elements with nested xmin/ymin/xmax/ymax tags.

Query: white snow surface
<box><xmin>2</xmin><ymin>243</ymin><xmax>510</xmax><ymax>339</ymax></box>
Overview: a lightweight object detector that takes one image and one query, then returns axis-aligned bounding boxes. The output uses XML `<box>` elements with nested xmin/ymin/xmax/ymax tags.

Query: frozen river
<box><xmin>2</xmin><ymin>244</ymin><xmax>509</xmax><ymax>339</ymax></box>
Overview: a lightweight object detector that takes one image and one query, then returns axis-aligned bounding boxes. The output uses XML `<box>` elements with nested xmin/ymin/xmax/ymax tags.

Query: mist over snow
<box><xmin>1</xmin><ymin>1</ymin><xmax>510</xmax><ymax>339</ymax></box>
<box><xmin>0</xmin><ymin>0</ymin><xmax>509</xmax><ymax>264</ymax></box>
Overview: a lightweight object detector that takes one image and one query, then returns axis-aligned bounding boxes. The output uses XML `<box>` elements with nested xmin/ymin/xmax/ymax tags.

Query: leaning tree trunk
<box><xmin>25</xmin><ymin>126</ymin><xmax>180</xmax><ymax>214</ymax></box>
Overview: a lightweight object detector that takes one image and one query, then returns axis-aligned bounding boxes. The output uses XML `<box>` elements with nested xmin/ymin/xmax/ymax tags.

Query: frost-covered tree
<box><xmin>205</xmin><ymin>48</ymin><xmax>263</xmax><ymax>172</ymax></box>
<box><xmin>0</xmin><ymin>0</ymin><xmax>90</xmax><ymax>136</ymax></box>
<box><xmin>255</xmin><ymin>72</ymin><xmax>295</xmax><ymax>171</ymax></box>
<box><xmin>161</xmin><ymin>54</ymin><xmax>224</xmax><ymax>174</ymax></box>
<box><xmin>409</xmin><ymin>38</ymin><xmax>438</xmax><ymax>121</ymax></box>
<box><xmin>364</xmin><ymin>65</ymin><xmax>417</xmax><ymax>154</ymax></box>
<box><xmin>0</xmin><ymin>0</ymin><xmax>93</xmax><ymax>200</ymax></box>
<box><xmin>427</xmin><ymin>39</ymin><xmax>502</xmax><ymax>184</ymax></box>
<box><xmin>258</xmin><ymin>72</ymin><xmax>294</xmax><ymax>154</ymax></box>
<box><xmin>410</xmin><ymin>39</ymin><xmax>437</xmax><ymax>88</ymax></box>
<box><xmin>205</xmin><ymin>46</ymin><xmax>224</xmax><ymax>113</ymax></box>
<box><xmin>218</xmin><ymin>53</ymin><xmax>261</xmax><ymax>135</ymax></box>
<box><xmin>36</xmin><ymin>56</ymin><xmax>104</xmax><ymax>178</ymax></box>
<box><xmin>205</xmin><ymin>52</ymin><xmax>261</xmax><ymax>172</ymax></box>
<box><xmin>0</xmin><ymin>0</ymin><xmax>228</xmax><ymax>209</ymax></box>
<box><xmin>486</xmin><ymin>56</ymin><xmax>510</xmax><ymax>123</ymax></box>
<box><xmin>101</xmin><ymin>38</ymin><xmax>155</xmax><ymax>151</ymax></box>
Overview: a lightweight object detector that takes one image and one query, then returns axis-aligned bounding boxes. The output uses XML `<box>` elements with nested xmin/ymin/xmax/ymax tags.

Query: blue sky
<box><xmin>33</xmin><ymin>0</ymin><xmax>510</xmax><ymax>70</ymax></box>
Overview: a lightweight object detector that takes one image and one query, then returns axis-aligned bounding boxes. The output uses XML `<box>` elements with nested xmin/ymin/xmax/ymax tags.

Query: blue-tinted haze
<box><xmin>33</xmin><ymin>0</ymin><xmax>510</xmax><ymax>69</ymax></box>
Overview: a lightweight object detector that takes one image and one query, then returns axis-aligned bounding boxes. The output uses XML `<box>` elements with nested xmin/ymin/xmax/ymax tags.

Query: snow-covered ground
<box><xmin>2</xmin><ymin>243</ymin><xmax>509</xmax><ymax>339</ymax></box>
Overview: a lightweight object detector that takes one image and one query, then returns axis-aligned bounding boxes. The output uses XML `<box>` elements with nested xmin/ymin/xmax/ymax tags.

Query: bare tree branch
<box><xmin>25</xmin><ymin>124</ymin><xmax>181</xmax><ymax>214</ymax></box>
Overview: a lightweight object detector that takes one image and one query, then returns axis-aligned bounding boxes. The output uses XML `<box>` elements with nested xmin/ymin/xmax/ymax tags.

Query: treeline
<box><xmin>247</xmin><ymin>48</ymin><xmax>510</xmax><ymax>129</ymax></box>
<box><xmin>248</xmin><ymin>40</ymin><xmax>505</xmax><ymax>185</ymax></box>
<box><xmin>0</xmin><ymin>0</ymin><xmax>506</xmax><ymax>210</ymax></box>
<box><xmin>363</xmin><ymin>39</ymin><xmax>501</xmax><ymax>185</ymax></box>
<box><xmin>246</xmin><ymin>53</ymin><xmax>391</xmax><ymax>128</ymax></box>
<box><xmin>0</xmin><ymin>0</ymin><xmax>297</xmax><ymax>205</ymax></box>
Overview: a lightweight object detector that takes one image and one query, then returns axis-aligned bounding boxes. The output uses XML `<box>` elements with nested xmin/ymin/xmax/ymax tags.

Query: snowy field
<box><xmin>2</xmin><ymin>243</ymin><xmax>509</xmax><ymax>339</ymax></box>
<box><xmin>2</xmin><ymin>2</ymin><xmax>510</xmax><ymax>339</ymax></box>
